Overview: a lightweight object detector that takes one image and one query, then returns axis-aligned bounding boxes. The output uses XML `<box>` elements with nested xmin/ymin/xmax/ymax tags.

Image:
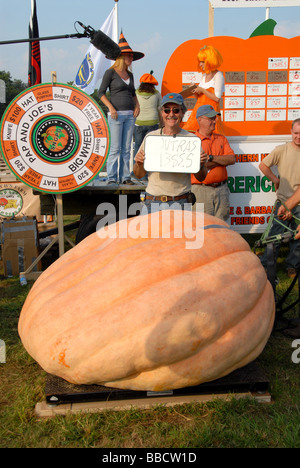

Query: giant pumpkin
<box><xmin>18</xmin><ymin>211</ymin><xmax>275</xmax><ymax>391</ymax></box>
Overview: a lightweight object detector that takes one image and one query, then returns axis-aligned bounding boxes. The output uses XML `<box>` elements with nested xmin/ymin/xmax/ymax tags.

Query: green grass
<box><xmin>0</xmin><ymin>234</ymin><xmax>300</xmax><ymax>448</ymax></box>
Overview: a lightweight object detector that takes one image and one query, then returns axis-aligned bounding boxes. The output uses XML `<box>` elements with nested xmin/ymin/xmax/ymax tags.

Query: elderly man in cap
<box><xmin>191</xmin><ymin>104</ymin><xmax>235</xmax><ymax>222</ymax></box>
<box><xmin>133</xmin><ymin>93</ymin><xmax>208</xmax><ymax>212</ymax></box>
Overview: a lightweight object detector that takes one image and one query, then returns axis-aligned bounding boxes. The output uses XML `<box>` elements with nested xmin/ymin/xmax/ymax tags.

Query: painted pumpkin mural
<box><xmin>162</xmin><ymin>35</ymin><xmax>300</xmax><ymax>136</ymax></box>
<box><xmin>18</xmin><ymin>212</ymin><xmax>275</xmax><ymax>391</ymax></box>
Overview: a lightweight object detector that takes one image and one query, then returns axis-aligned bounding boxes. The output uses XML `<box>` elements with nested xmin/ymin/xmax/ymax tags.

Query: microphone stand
<box><xmin>0</xmin><ymin>22</ymin><xmax>96</xmax><ymax>45</ymax></box>
<box><xmin>0</xmin><ymin>33</ymin><xmax>87</xmax><ymax>46</ymax></box>
<box><xmin>0</xmin><ymin>22</ymin><xmax>121</xmax><ymax>59</ymax></box>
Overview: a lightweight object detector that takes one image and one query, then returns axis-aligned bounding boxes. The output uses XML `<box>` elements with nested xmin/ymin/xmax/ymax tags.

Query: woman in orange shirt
<box><xmin>182</xmin><ymin>45</ymin><xmax>224</xmax><ymax>134</ymax></box>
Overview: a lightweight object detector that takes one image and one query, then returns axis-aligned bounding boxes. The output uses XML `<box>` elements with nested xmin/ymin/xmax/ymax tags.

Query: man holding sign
<box><xmin>133</xmin><ymin>93</ymin><xmax>208</xmax><ymax>212</ymax></box>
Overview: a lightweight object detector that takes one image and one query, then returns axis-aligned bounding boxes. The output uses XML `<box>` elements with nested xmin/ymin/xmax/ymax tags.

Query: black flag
<box><xmin>28</xmin><ymin>0</ymin><xmax>41</xmax><ymax>86</ymax></box>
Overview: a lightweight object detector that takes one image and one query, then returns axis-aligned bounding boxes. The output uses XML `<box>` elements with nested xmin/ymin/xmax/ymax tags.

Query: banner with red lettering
<box><xmin>226</xmin><ymin>135</ymin><xmax>288</xmax><ymax>233</ymax></box>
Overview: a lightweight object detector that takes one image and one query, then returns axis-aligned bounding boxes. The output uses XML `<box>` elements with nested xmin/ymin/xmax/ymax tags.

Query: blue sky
<box><xmin>0</xmin><ymin>0</ymin><xmax>300</xmax><ymax>92</ymax></box>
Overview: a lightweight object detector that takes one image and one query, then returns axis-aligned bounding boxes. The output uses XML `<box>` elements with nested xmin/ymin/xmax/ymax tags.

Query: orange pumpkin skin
<box><xmin>18</xmin><ymin>212</ymin><xmax>275</xmax><ymax>391</ymax></box>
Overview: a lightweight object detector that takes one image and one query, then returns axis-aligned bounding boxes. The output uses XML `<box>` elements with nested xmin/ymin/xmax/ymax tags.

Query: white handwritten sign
<box><xmin>267</xmin><ymin>96</ymin><xmax>287</xmax><ymax>108</ymax></box>
<box><xmin>246</xmin><ymin>97</ymin><xmax>266</xmax><ymax>109</ymax></box>
<box><xmin>182</xmin><ymin>72</ymin><xmax>201</xmax><ymax>84</ymax></box>
<box><xmin>268</xmin><ymin>57</ymin><xmax>288</xmax><ymax>70</ymax></box>
<box><xmin>182</xmin><ymin>110</ymin><xmax>192</xmax><ymax>122</ymax></box>
<box><xmin>246</xmin><ymin>109</ymin><xmax>265</xmax><ymax>122</ymax></box>
<box><xmin>267</xmin><ymin>109</ymin><xmax>286</xmax><ymax>121</ymax></box>
<box><xmin>246</xmin><ymin>84</ymin><xmax>266</xmax><ymax>96</ymax></box>
<box><xmin>288</xmin><ymin>96</ymin><xmax>300</xmax><ymax>108</ymax></box>
<box><xmin>225</xmin><ymin>84</ymin><xmax>245</xmax><ymax>96</ymax></box>
<box><xmin>289</xmin><ymin>70</ymin><xmax>300</xmax><ymax>82</ymax></box>
<box><xmin>267</xmin><ymin>83</ymin><xmax>287</xmax><ymax>96</ymax></box>
<box><xmin>289</xmin><ymin>83</ymin><xmax>300</xmax><ymax>95</ymax></box>
<box><xmin>290</xmin><ymin>57</ymin><xmax>300</xmax><ymax>69</ymax></box>
<box><xmin>246</xmin><ymin>110</ymin><xmax>265</xmax><ymax>121</ymax></box>
<box><xmin>224</xmin><ymin>110</ymin><xmax>244</xmax><ymax>122</ymax></box>
<box><xmin>225</xmin><ymin>97</ymin><xmax>245</xmax><ymax>109</ymax></box>
<box><xmin>288</xmin><ymin>109</ymin><xmax>300</xmax><ymax>120</ymax></box>
<box><xmin>144</xmin><ymin>135</ymin><xmax>201</xmax><ymax>173</ymax></box>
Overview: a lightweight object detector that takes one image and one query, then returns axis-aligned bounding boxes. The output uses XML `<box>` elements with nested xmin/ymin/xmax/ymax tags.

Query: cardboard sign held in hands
<box><xmin>180</xmin><ymin>84</ymin><xmax>197</xmax><ymax>99</ymax></box>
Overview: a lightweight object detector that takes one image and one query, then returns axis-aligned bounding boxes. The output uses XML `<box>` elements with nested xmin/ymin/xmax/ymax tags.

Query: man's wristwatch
<box><xmin>208</xmin><ymin>154</ymin><xmax>214</xmax><ymax>162</ymax></box>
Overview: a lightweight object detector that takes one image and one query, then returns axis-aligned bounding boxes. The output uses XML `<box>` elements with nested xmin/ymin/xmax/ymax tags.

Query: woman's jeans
<box><xmin>107</xmin><ymin>113</ymin><xmax>135</xmax><ymax>182</ymax></box>
<box><xmin>134</xmin><ymin>124</ymin><xmax>159</xmax><ymax>156</ymax></box>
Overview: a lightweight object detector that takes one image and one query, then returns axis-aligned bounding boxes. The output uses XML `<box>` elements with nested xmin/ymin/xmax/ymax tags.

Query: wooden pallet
<box><xmin>35</xmin><ymin>361</ymin><xmax>271</xmax><ymax>417</ymax></box>
<box><xmin>35</xmin><ymin>390</ymin><xmax>271</xmax><ymax>417</ymax></box>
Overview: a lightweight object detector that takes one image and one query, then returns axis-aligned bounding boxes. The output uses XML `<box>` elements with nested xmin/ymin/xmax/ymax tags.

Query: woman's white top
<box><xmin>198</xmin><ymin>71</ymin><xmax>224</xmax><ymax>99</ymax></box>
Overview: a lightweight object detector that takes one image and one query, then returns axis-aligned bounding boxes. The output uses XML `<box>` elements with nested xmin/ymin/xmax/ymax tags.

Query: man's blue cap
<box><xmin>161</xmin><ymin>93</ymin><xmax>184</xmax><ymax>107</ymax></box>
<box><xmin>196</xmin><ymin>105</ymin><xmax>221</xmax><ymax>119</ymax></box>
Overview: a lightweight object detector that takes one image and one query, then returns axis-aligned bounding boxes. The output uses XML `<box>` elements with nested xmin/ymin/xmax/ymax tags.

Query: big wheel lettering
<box><xmin>0</xmin><ymin>83</ymin><xmax>110</xmax><ymax>193</ymax></box>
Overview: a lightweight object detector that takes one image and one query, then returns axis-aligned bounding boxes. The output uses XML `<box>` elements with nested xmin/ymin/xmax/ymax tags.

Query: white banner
<box><xmin>209</xmin><ymin>0</ymin><xmax>300</xmax><ymax>8</ymax></box>
<box><xmin>73</xmin><ymin>6</ymin><xmax>118</xmax><ymax>95</ymax></box>
<box><xmin>226</xmin><ymin>135</ymin><xmax>291</xmax><ymax>233</ymax></box>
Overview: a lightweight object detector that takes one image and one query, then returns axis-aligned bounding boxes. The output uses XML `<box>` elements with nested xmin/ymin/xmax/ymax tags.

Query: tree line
<box><xmin>0</xmin><ymin>71</ymin><xmax>27</xmax><ymax>121</ymax></box>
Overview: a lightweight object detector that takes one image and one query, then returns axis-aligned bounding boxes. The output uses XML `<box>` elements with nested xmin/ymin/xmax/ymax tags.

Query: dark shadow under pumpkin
<box><xmin>45</xmin><ymin>360</ymin><xmax>269</xmax><ymax>406</ymax></box>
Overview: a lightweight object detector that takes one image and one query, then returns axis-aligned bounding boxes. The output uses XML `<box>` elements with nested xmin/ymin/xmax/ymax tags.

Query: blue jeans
<box><xmin>260</xmin><ymin>200</ymin><xmax>300</xmax><ymax>270</ymax></box>
<box><xmin>134</xmin><ymin>124</ymin><xmax>159</xmax><ymax>156</ymax></box>
<box><xmin>107</xmin><ymin>113</ymin><xmax>135</xmax><ymax>182</ymax></box>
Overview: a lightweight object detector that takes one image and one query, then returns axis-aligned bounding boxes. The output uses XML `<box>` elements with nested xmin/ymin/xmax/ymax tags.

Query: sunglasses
<box><xmin>163</xmin><ymin>107</ymin><xmax>181</xmax><ymax>114</ymax></box>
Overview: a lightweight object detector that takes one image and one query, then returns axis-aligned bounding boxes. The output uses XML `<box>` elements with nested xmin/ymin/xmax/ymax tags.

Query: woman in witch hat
<box><xmin>99</xmin><ymin>31</ymin><xmax>144</xmax><ymax>185</ymax></box>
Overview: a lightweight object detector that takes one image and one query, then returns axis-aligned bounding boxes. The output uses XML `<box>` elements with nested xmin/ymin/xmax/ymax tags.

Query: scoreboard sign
<box><xmin>163</xmin><ymin>35</ymin><xmax>300</xmax><ymax>136</ymax></box>
<box><xmin>0</xmin><ymin>83</ymin><xmax>110</xmax><ymax>193</ymax></box>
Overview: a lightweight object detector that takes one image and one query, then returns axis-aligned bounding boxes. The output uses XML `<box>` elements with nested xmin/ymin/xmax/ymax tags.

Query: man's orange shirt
<box><xmin>191</xmin><ymin>130</ymin><xmax>235</xmax><ymax>185</ymax></box>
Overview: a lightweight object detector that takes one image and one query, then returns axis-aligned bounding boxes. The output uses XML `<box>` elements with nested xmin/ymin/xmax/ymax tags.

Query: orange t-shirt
<box><xmin>191</xmin><ymin>130</ymin><xmax>235</xmax><ymax>185</ymax></box>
